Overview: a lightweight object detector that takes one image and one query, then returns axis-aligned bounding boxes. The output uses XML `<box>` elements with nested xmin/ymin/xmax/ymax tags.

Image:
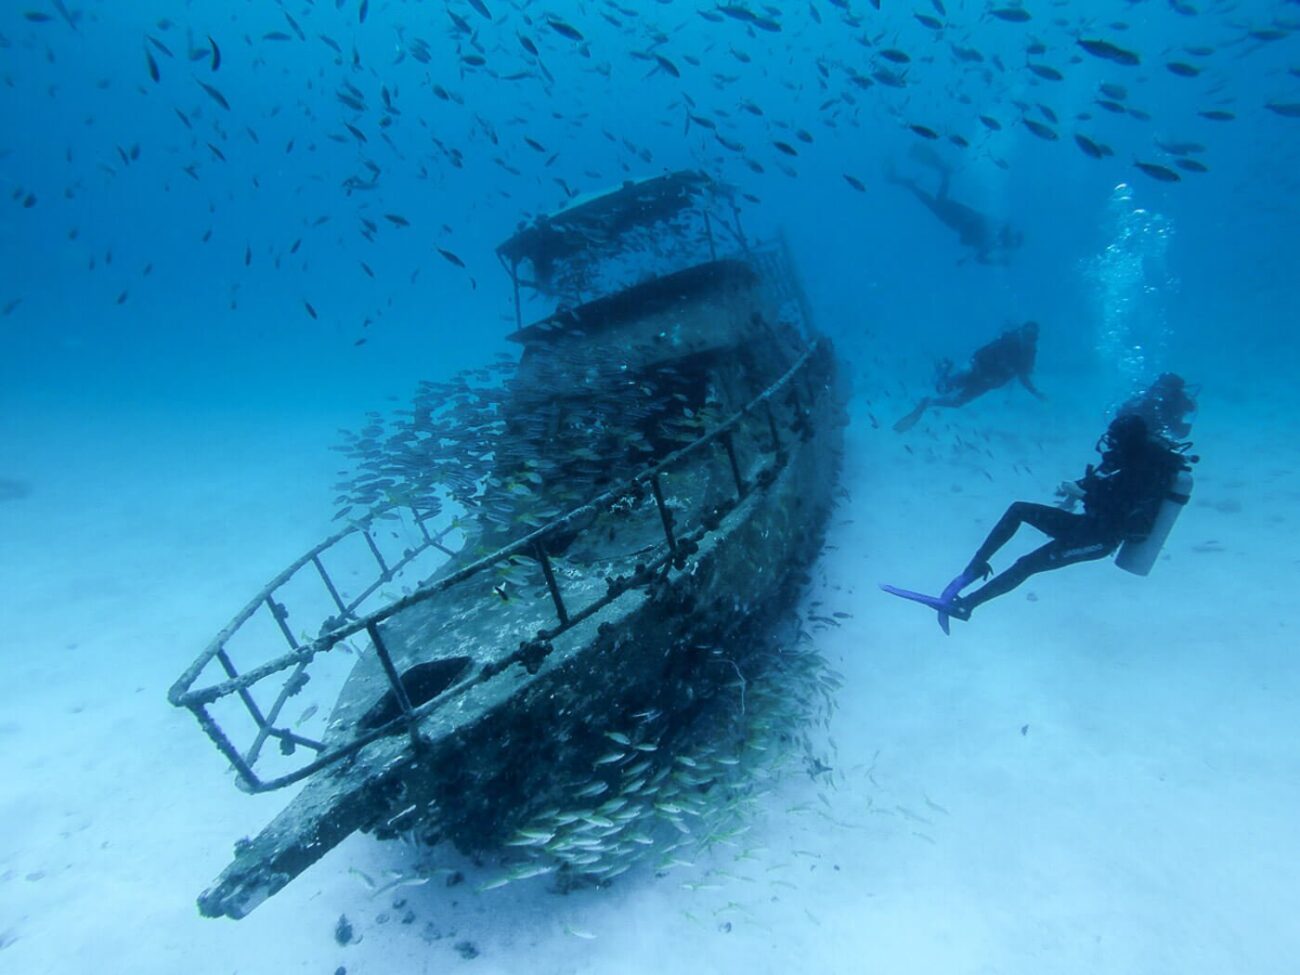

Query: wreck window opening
<box><xmin>359</xmin><ymin>656</ymin><xmax>472</xmax><ymax>732</ymax></box>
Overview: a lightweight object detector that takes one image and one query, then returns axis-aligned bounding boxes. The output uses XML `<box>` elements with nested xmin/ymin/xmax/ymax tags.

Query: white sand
<box><xmin>2</xmin><ymin>376</ymin><xmax>1297</xmax><ymax>974</ymax></box>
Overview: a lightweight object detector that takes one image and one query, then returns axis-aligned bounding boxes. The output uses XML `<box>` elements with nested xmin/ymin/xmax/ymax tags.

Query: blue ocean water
<box><xmin>2</xmin><ymin>1</ymin><xmax>1299</xmax><ymax>972</ymax></box>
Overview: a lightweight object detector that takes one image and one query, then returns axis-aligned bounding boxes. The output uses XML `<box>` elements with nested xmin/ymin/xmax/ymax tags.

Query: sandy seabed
<box><xmin>2</xmin><ymin>378</ymin><xmax>1298</xmax><ymax>975</ymax></box>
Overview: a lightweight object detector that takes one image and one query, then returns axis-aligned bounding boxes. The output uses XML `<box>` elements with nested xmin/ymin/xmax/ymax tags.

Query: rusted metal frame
<box><xmin>366</xmin><ymin>622</ymin><xmax>424</xmax><ymax>751</ymax></box>
<box><xmin>179</xmin><ymin>343</ymin><xmax>823</xmax><ymax>711</ymax></box>
<box><xmin>241</xmin><ymin>740</ymin><xmax>359</xmax><ymax>791</ymax></box>
<box><xmin>408</xmin><ymin>516</ymin><xmax>461</xmax><ymax>550</ymax></box>
<box><xmin>764</xmin><ymin>400</ymin><xmax>782</xmax><ymax>451</ymax></box>
<box><xmin>411</xmin><ymin>508</ymin><xmax>434</xmax><ymax>542</ymax></box>
<box><xmin>342</xmin><ymin>576</ymin><xmax>392</xmax><ymax>616</ymax></box>
<box><xmin>179</xmin><ymin>348</ymin><xmax>816</xmax><ymax>712</ymax></box>
<box><xmin>532</xmin><ymin>493</ymin><xmax>743</xmax><ymax>643</ymax></box>
<box><xmin>720</xmin><ymin>431</ymin><xmax>746</xmax><ymax>498</ymax></box>
<box><xmin>185</xmin><ymin>641</ymin><xmax>329</xmax><ymax>710</ymax></box>
<box><xmin>710</xmin><ymin>209</ymin><xmax>744</xmax><ymax>252</ymax></box>
<box><xmin>649</xmin><ymin>474</ymin><xmax>676</xmax><ymax>553</ymax></box>
<box><xmin>239</xmin><ymin>535</ymin><xmax>680</xmax><ymax>788</ymax></box>
<box><xmin>216</xmin><ymin>647</ymin><xmax>269</xmax><ymax>733</ymax></box>
<box><xmin>233</xmin><ymin>686</ymin><xmax>463</xmax><ymax>791</ymax></box>
<box><xmin>265</xmin><ymin>594</ymin><xmax>300</xmax><ymax>652</ymax></box>
<box><xmin>247</xmin><ymin>721</ymin><xmax>326</xmax><ymax>766</ymax></box>
<box><xmin>532</xmin><ymin>539</ymin><xmax>569</xmax><ymax>626</ymax></box>
<box><xmin>533</xmin><ymin>544</ymin><xmax>678</xmax><ymax>645</ymax></box>
<box><xmin>217</xmin><ymin>433</ymin><xmax>801</xmax><ymax>793</ymax></box>
<box><xmin>312</xmin><ymin>555</ymin><xmax>349</xmax><ymax>617</ymax></box>
<box><xmin>240</xmin><ymin>628</ymin><xmax>483</xmax><ymax>789</ymax></box>
<box><xmin>210</xmin><ymin>516</ymin><xmax>687</xmax><ymax>789</ymax></box>
<box><xmin>245</xmin><ymin>657</ymin><xmax>311</xmax><ymax>766</ymax></box>
<box><xmin>222</xmin><ymin>633</ymin><xmax>318</xmax><ymax>769</ymax></box>
<box><xmin>236</xmin><ymin>678</ymin><xmax>476</xmax><ymax>791</ymax></box>
<box><xmin>409</xmin><ymin>511</ymin><xmax>459</xmax><ymax>557</ymax></box>
<box><xmin>412</xmin><ymin>505</ymin><xmax>452</xmax><ymax>527</ymax></box>
<box><xmin>175</xmin><ymin>342</ymin><xmax>824</xmax><ymax>710</ymax></box>
<box><xmin>523</xmin><ymin>446</ymin><xmax>774</xmax><ymax>652</ymax></box>
<box><xmin>177</xmin><ymin>518</ymin><xmax>466</xmax><ymax>780</ymax></box>
<box><xmin>427</xmin><ymin>520</ymin><xmax>461</xmax><ymax>557</ymax></box>
<box><xmin>339</xmin><ymin>530</ymin><xmax>452</xmax><ymax>614</ymax></box>
<box><xmin>169</xmin><ymin>505</ymin><xmax>454</xmax><ymax>705</ymax></box>
<box><xmin>192</xmin><ymin>703</ymin><xmax>265</xmax><ymax>791</ymax></box>
<box><xmin>362</xmin><ymin>530</ymin><xmax>392</xmax><ymax>581</ymax></box>
<box><xmin>261</xmin><ymin>726</ymin><xmax>325</xmax><ymax>753</ymax></box>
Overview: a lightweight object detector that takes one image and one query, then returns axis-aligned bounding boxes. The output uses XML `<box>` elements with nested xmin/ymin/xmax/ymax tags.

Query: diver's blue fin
<box><xmin>939</xmin><ymin>562</ymin><xmax>988</xmax><ymax>603</ymax></box>
<box><xmin>879</xmin><ymin>584</ymin><xmax>964</xmax><ymax>635</ymax></box>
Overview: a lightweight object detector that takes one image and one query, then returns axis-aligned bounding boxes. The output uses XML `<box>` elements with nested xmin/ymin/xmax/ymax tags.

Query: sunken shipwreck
<box><xmin>169</xmin><ymin>170</ymin><xmax>849</xmax><ymax>919</ymax></box>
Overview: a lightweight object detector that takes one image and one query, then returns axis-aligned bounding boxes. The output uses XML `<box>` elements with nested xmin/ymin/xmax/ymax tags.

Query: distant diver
<box><xmin>885</xmin><ymin>150</ymin><xmax>1023</xmax><ymax>265</ymax></box>
<box><xmin>893</xmin><ymin>321</ymin><xmax>1044</xmax><ymax>432</ymax></box>
<box><xmin>881</xmin><ymin>414</ymin><xmax>1197</xmax><ymax>632</ymax></box>
<box><xmin>1116</xmin><ymin>372</ymin><xmax>1198</xmax><ymax>440</ymax></box>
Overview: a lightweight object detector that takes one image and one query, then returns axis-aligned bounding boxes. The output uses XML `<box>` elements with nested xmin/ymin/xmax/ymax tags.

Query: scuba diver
<box><xmin>881</xmin><ymin>413</ymin><xmax>1196</xmax><ymax>632</ymax></box>
<box><xmin>894</xmin><ymin>321</ymin><xmax>1045</xmax><ymax>432</ymax></box>
<box><xmin>885</xmin><ymin>150</ymin><xmax>1023</xmax><ymax>266</ymax></box>
<box><xmin>1116</xmin><ymin>372</ymin><xmax>1198</xmax><ymax>440</ymax></box>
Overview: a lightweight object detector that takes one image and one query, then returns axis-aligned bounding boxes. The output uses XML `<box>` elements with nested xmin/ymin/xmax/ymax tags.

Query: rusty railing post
<box><xmin>532</xmin><ymin>539</ymin><xmax>569</xmax><ymax>627</ymax></box>
<box><xmin>720</xmin><ymin>431</ymin><xmax>746</xmax><ymax>497</ymax></box>
<box><xmin>366</xmin><ymin>621</ymin><xmax>422</xmax><ymax>750</ymax></box>
<box><xmin>650</xmin><ymin>475</ymin><xmax>676</xmax><ymax>553</ymax></box>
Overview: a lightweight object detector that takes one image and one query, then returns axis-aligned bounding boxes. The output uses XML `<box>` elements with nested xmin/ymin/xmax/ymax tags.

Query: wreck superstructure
<box><xmin>169</xmin><ymin>171</ymin><xmax>847</xmax><ymax>919</ymax></box>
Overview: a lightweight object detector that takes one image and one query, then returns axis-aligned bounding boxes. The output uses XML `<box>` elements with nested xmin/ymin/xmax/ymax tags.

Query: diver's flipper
<box><xmin>879</xmin><ymin>584</ymin><xmax>966</xmax><ymax>635</ymax></box>
<box><xmin>940</xmin><ymin>561</ymin><xmax>990</xmax><ymax>603</ymax></box>
<box><xmin>939</xmin><ymin>579</ymin><xmax>966</xmax><ymax>604</ymax></box>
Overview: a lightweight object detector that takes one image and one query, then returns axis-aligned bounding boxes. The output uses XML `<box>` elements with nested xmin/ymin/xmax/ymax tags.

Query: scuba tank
<box><xmin>1115</xmin><ymin>467</ymin><xmax>1194</xmax><ymax>576</ymax></box>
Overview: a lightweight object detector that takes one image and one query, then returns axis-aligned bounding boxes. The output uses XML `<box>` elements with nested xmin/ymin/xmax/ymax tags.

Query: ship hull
<box><xmin>199</xmin><ymin>342</ymin><xmax>847</xmax><ymax>919</ymax></box>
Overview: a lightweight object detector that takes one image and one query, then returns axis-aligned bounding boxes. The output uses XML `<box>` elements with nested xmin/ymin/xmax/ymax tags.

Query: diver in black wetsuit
<box><xmin>894</xmin><ymin>321</ymin><xmax>1045</xmax><ymax>432</ymax></box>
<box><xmin>881</xmin><ymin>414</ymin><xmax>1195</xmax><ymax>628</ymax></box>
<box><xmin>1117</xmin><ymin>372</ymin><xmax>1198</xmax><ymax>440</ymax></box>
<box><xmin>944</xmin><ymin>414</ymin><xmax>1191</xmax><ymax>620</ymax></box>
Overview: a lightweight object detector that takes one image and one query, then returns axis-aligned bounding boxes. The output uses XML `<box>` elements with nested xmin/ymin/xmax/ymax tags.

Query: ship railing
<box><xmin>169</xmin><ymin>337</ymin><xmax>832</xmax><ymax>793</ymax></box>
<box><xmin>166</xmin><ymin>504</ymin><xmax>462</xmax><ymax>782</ymax></box>
<box><xmin>752</xmin><ymin>232</ymin><xmax>817</xmax><ymax>338</ymax></box>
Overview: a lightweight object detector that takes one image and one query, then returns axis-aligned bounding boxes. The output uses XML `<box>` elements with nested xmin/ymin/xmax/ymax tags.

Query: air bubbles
<box><xmin>1087</xmin><ymin>184</ymin><xmax>1178</xmax><ymax>396</ymax></box>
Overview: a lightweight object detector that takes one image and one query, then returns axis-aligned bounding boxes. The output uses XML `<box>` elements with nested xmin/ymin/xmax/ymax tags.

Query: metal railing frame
<box><xmin>169</xmin><ymin>339</ymin><xmax>828</xmax><ymax>793</ymax></box>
